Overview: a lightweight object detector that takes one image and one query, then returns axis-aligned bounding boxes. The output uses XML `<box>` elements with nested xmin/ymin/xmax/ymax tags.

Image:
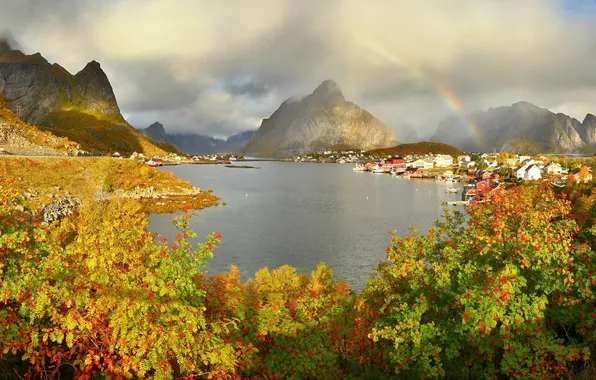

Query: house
<box><xmin>464</xmin><ymin>161</ymin><xmax>476</xmax><ymax>169</ymax></box>
<box><xmin>544</xmin><ymin>162</ymin><xmax>563</xmax><ymax>175</ymax></box>
<box><xmin>412</xmin><ymin>158</ymin><xmax>434</xmax><ymax>169</ymax></box>
<box><xmin>517</xmin><ymin>164</ymin><xmax>541</xmax><ymax>180</ymax></box>
<box><xmin>516</xmin><ymin>165</ymin><xmax>528</xmax><ymax>180</ymax></box>
<box><xmin>434</xmin><ymin>155</ymin><xmax>454</xmax><ymax>167</ymax></box>
<box><xmin>519</xmin><ymin>156</ymin><xmax>531</xmax><ymax>162</ymax></box>
<box><xmin>525</xmin><ymin>165</ymin><xmax>542</xmax><ymax>180</ymax></box>
<box><xmin>457</xmin><ymin>155</ymin><xmax>471</xmax><ymax>163</ymax></box>
<box><xmin>405</xmin><ymin>167</ymin><xmax>420</xmax><ymax>175</ymax></box>
<box><xmin>506</xmin><ymin>158</ymin><xmax>519</xmax><ymax>168</ymax></box>
<box><xmin>484</xmin><ymin>158</ymin><xmax>498</xmax><ymax>168</ymax></box>
<box><xmin>570</xmin><ymin>167</ymin><xmax>593</xmax><ymax>182</ymax></box>
<box><xmin>386</xmin><ymin>156</ymin><xmax>406</xmax><ymax>166</ymax></box>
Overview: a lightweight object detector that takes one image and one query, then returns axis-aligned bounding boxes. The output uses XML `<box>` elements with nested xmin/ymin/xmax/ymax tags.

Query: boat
<box><xmin>146</xmin><ymin>159</ymin><xmax>158</xmax><ymax>167</ymax></box>
<box><xmin>445</xmin><ymin>187</ymin><xmax>458</xmax><ymax>193</ymax></box>
<box><xmin>353</xmin><ymin>164</ymin><xmax>367</xmax><ymax>172</ymax></box>
<box><xmin>372</xmin><ymin>167</ymin><xmax>385</xmax><ymax>173</ymax></box>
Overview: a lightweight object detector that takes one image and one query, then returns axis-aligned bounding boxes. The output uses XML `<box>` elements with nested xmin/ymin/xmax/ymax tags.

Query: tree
<box><xmin>363</xmin><ymin>183</ymin><xmax>594</xmax><ymax>378</ymax></box>
<box><xmin>579</xmin><ymin>166</ymin><xmax>590</xmax><ymax>181</ymax></box>
<box><xmin>0</xmin><ymin>170</ymin><xmax>234</xmax><ymax>379</ymax></box>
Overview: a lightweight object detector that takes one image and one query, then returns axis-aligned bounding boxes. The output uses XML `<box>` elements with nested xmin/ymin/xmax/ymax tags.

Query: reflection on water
<box><xmin>149</xmin><ymin>162</ymin><xmax>463</xmax><ymax>291</ymax></box>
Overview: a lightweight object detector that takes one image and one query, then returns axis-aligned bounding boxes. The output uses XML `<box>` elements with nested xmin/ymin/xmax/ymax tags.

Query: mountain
<box><xmin>393</xmin><ymin>121</ymin><xmax>419</xmax><ymax>143</ymax></box>
<box><xmin>0</xmin><ymin>35</ymin><xmax>173</xmax><ymax>156</ymax></box>
<box><xmin>238</xmin><ymin>80</ymin><xmax>398</xmax><ymax>157</ymax></box>
<box><xmin>139</xmin><ymin>121</ymin><xmax>254</xmax><ymax>155</ymax></box>
<box><xmin>139</xmin><ymin>121</ymin><xmax>174</xmax><ymax>145</ymax></box>
<box><xmin>431</xmin><ymin>101</ymin><xmax>596</xmax><ymax>154</ymax></box>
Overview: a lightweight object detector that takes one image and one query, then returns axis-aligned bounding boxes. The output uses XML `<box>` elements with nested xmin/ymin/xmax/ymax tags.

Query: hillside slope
<box><xmin>368</xmin><ymin>142</ymin><xmax>463</xmax><ymax>157</ymax></box>
<box><xmin>0</xmin><ymin>93</ymin><xmax>80</xmax><ymax>155</ymax></box>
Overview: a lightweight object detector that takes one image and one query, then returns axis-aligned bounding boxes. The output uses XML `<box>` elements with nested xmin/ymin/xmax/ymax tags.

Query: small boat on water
<box><xmin>353</xmin><ymin>164</ymin><xmax>367</xmax><ymax>172</ymax></box>
<box><xmin>372</xmin><ymin>167</ymin><xmax>385</xmax><ymax>173</ymax></box>
<box><xmin>445</xmin><ymin>187</ymin><xmax>458</xmax><ymax>193</ymax></box>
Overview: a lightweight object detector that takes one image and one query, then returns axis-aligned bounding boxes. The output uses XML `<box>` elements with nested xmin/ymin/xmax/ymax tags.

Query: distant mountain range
<box><xmin>139</xmin><ymin>121</ymin><xmax>254</xmax><ymax>155</ymax></box>
<box><xmin>0</xmin><ymin>34</ymin><xmax>175</xmax><ymax>156</ymax></box>
<box><xmin>430</xmin><ymin>101</ymin><xmax>596</xmax><ymax>154</ymax></box>
<box><xmin>238</xmin><ymin>80</ymin><xmax>398</xmax><ymax>157</ymax></box>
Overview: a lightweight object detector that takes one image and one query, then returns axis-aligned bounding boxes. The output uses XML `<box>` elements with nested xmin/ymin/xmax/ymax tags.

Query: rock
<box><xmin>38</xmin><ymin>196</ymin><xmax>81</xmax><ymax>224</ymax></box>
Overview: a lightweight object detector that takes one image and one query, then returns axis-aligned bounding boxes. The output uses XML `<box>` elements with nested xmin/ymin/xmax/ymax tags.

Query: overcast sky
<box><xmin>1</xmin><ymin>0</ymin><xmax>595</xmax><ymax>138</ymax></box>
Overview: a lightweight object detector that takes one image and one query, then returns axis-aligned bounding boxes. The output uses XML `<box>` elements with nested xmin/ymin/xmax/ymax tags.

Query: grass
<box><xmin>0</xmin><ymin>157</ymin><xmax>221</xmax><ymax>214</ymax></box>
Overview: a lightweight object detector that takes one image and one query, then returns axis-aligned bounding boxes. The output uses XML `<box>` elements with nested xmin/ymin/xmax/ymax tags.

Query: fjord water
<box><xmin>149</xmin><ymin>162</ymin><xmax>462</xmax><ymax>291</ymax></box>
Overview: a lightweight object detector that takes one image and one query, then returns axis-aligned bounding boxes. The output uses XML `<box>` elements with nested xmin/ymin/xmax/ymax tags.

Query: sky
<box><xmin>1</xmin><ymin>0</ymin><xmax>596</xmax><ymax>138</ymax></box>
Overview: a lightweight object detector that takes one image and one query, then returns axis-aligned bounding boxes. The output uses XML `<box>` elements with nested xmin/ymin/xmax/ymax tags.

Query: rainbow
<box><xmin>356</xmin><ymin>37</ymin><xmax>483</xmax><ymax>144</ymax></box>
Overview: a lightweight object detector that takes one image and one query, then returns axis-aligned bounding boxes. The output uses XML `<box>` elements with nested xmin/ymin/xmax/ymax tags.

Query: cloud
<box><xmin>1</xmin><ymin>0</ymin><xmax>596</xmax><ymax>137</ymax></box>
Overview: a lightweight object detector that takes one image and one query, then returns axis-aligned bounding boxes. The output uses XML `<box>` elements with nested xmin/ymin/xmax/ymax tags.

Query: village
<box><xmin>289</xmin><ymin>149</ymin><xmax>596</xmax><ymax>202</ymax></box>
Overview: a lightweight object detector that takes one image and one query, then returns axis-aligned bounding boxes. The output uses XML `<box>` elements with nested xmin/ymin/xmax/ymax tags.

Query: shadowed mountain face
<box><xmin>431</xmin><ymin>102</ymin><xmax>596</xmax><ymax>154</ymax></box>
<box><xmin>0</xmin><ymin>37</ymin><xmax>170</xmax><ymax>156</ymax></box>
<box><xmin>139</xmin><ymin>122</ymin><xmax>173</xmax><ymax>145</ymax></box>
<box><xmin>238</xmin><ymin>80</ymin><xmax>398</xmax><ymax>157</ymax></box>
<box><xmin>139</xmin><ymin>122</ymin><xmax>254</xmax><ymax>155</ymax></box>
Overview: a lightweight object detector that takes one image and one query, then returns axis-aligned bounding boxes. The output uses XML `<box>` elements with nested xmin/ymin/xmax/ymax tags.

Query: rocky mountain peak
<box><xmin>238</xmin><ymin>80</ymin><xmax>397</xmax><ymax>157</ymax></box>
<box><xmin>0</xmin><ymin>31</ymin><xmax>21</xmax><ymax>54</ymax></box>
<box><xmin>312</xmin><ymin>79</ymin><xmax>345</xmax><ymax>104</ymax></box>
<box><xmin>583</xmin><ymin>113</ymin><xmax>596</xmax><ymax>125</ymax></box>
<box><xmin>149</xmin><ymin>121</ymin><xmax>164</xmax><ymax>128</ymax></box>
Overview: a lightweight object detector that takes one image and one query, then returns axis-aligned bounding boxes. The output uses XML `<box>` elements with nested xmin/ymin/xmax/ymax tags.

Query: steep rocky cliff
<box><xmin>238</xmin><ymin>80</ymin><xmax>398</xmax><ymax>157</ymax></box>
<box><xmin>431</xmin><ymin>101</ymin><xmax>595</xmax><ymax>154</ymax></box>
<box><xmin>0</xmin><ymin>36</ymin><xmax>171</xmax><ymax>156</ymax></box>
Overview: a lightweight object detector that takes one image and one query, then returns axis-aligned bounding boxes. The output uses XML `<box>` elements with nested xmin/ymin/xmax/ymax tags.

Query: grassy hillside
<box><xmin>0</xmin><ymin>157</ymin><xmax>220</xmax><ymax>213</ymax></box>
<box><xmin>368</xmin><ymin>141</ymin><xmax>463</xmax><ymax>156</ymax></box>
<box><xmin>0</xmin><ymin>94</ymin><xmax>80</xmax><ymax>155</ymax></box>
<box><xmin>39</xmin><ymin>109</ymin><xmax>181</xmax><ymax>156</ymax></box>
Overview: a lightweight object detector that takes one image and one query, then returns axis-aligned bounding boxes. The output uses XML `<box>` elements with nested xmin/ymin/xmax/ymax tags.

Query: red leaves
<box><xmin>463</xmin><ymin>313</ymin><xmax>469</xmax><ymax>321</ymax></box>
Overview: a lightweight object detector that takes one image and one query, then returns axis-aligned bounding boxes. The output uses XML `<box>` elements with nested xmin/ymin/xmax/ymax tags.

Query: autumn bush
<box><xmin>4</xmin><ymin>170</ymin><xmax>596</xmax><ymax>379</ymax></box>
<box><xmin>363</xmin><ymin>183</ymin><xmax>596</xmax><ymax>378</ymax></box>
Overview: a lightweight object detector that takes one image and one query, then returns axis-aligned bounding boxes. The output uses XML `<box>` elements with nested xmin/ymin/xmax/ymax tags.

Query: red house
<box><xmin>386</xmin><ymin>156</ymin><xmax>406</xmax><ymax>167</ymax></box>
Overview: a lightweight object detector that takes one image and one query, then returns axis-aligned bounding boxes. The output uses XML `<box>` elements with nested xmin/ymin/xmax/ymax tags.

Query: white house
<box><xmin>457</xmin><ymin>155</ymin><xmax>471</xmax><ymax>163</ymax></box>
<box><xmin>484</xmin><ymin>158</ymin><xmax>498</xmax><ymax>168</ymax></box>
<box><xmin>544</xmin><ymin>162</ymin><xmax>563</xmax><ymax>175</ymax></box>
<box><xmin>517</xmin><ymin>164</ymin><xmax>542</xmax><ymax>180</ymax></box>
<box><xmin>434</xmin><ymin>155</ymin><xmax>454</xmax><ymax>167</ymax></box>
<box><xmin>412</xmin><ymin>158</ymin><xmax>434</xmax><ymax>169</ymax></box>
<box><xmin>506</xmin><ymin>158</ymin><xmax>519</xmax><ymax>168</ymax></box>
<box><xmin>525</xmin><ymin>165</ymin><xmax>542</xmax><ymax>180</ymax></box>
<box><xmin>516</xmin><ymin>165</ymin><xmax>528</xmax><ymax>180</ymax></box>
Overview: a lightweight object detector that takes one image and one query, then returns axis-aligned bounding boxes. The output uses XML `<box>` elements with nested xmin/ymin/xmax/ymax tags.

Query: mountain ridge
<box><xmin>0</xmin><ymin>37</ymin><xmax>174</xmax><ymax>156</ymax></box>
<box><xmin>430</xmin><ymin>101</ymin><xmax>596</xmax><ymax>154</ymax></box>
<box><xmin>139</xmin><ymin>122</ymin><xmax>255</xmax><ymax>155</ymax></box>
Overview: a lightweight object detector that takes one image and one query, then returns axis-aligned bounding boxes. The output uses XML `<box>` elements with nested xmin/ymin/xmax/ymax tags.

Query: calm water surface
<box><xmin>149</xmin><ymin>162</ymin><xmax>463</xmax><ymax>291</ymax></box>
